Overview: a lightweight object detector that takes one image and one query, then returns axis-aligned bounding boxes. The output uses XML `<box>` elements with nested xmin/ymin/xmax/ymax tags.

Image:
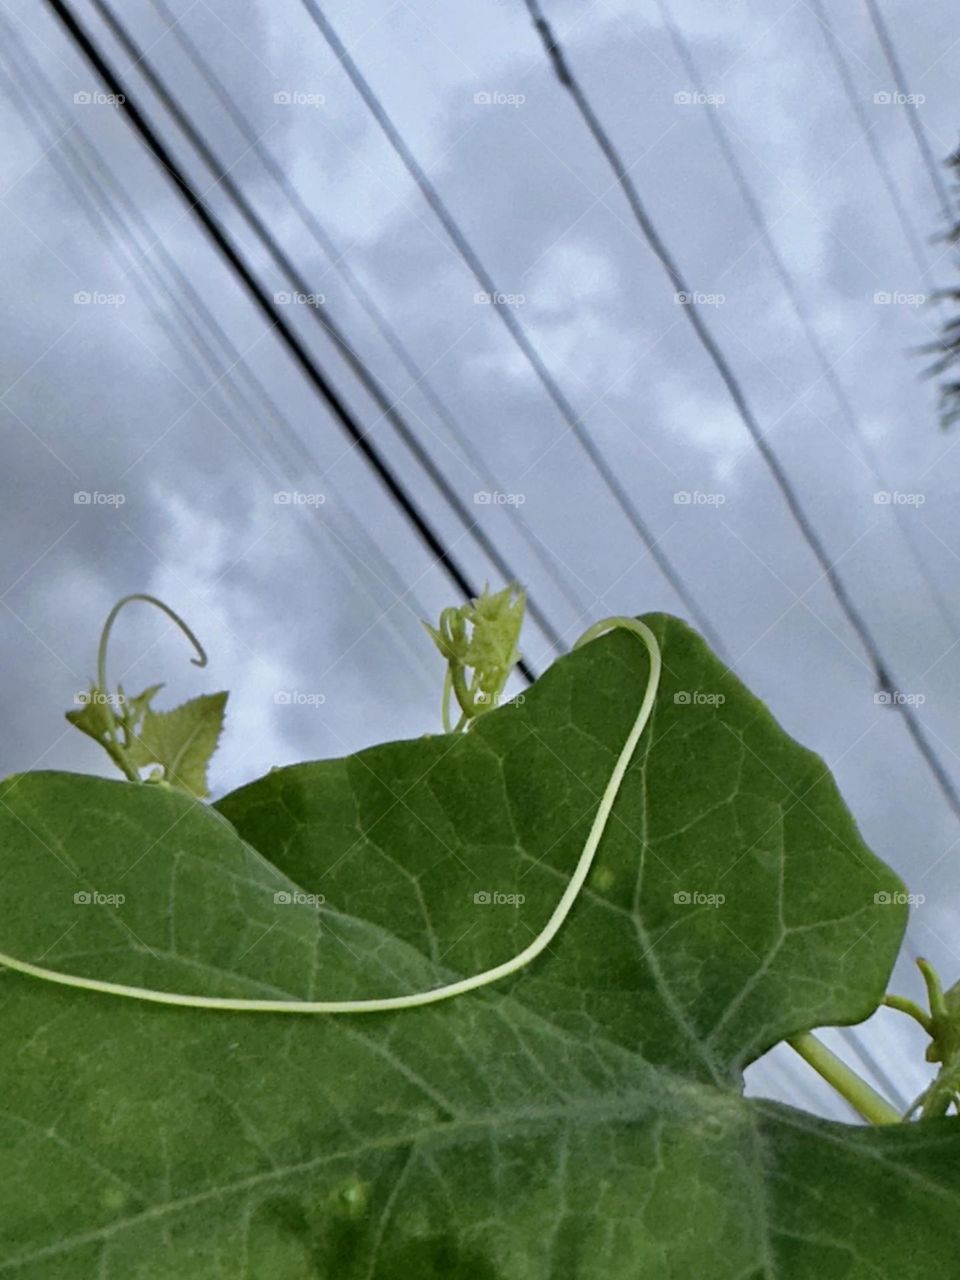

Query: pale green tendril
<box><xmin>67</xmin><ymin>594</ymin><xmax>209</xmax><ymax>787</ymax></box>
<box><xmin>0</xmin><ymin>616</ymin><xmax>661</xmax><ymax>1015</ymax></box>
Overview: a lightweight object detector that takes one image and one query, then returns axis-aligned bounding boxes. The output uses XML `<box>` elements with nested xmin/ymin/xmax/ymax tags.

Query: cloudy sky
<box><xmin>0</xmin><ymin>0</ymin><xmax>958</xmax><ymax>1118</ymax></box>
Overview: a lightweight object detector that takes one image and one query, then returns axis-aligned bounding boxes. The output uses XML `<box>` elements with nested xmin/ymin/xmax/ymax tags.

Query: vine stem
<box><xmin>0</xmin><ymin>615</ymin><xmax>660</xmax><ymax>1015</ymax></box>
<box><xmin>788</xmin><ymin>1032</ymin><xmax>901</xmax><ymax>1125</ymax></box>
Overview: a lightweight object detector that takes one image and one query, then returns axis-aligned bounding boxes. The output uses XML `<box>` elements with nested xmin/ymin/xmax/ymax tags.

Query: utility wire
<box><xmin>46</xmin><ymin>0</ymin><xmax>546</xmax><ymax>685</ymax></box>
<box><xmin>296</xmin><ymin>0</ymin><xmax>725</xmax><ymax>654</ymax></box>
<box><xmin>0</xmin><ymin>20</ymin><xmax>439</xmax><ymax>692</ymax></box>
<box><xmin>79</xmin><ymin>0</ymin><xmax>569</xmax><ymax>670</ymax></box>
<box><xmin>525</xmin><ymin>0</ymin><xmax>960</xmax><ymax>823</ymax></box>
<box><xmin>863</xmin><ymin>0</ymin><xmax>953</xmax><ymax>224</ymax></box>
<box><xmin>654</xmin><ymin>0</ymin><xmax>960</xmax><ymax>642</ymax></box>
<box><xmin>807</xmin><ymin>0</ymin><xmax>934</xmax><ymax>286</ymax></box>
<box><xmin>144</xmin><ymin>0</ymin><xmax>593</xmax><ymax>626</ymax></box>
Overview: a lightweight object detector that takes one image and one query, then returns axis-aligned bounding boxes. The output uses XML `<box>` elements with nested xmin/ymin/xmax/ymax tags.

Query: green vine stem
<box><xmin>1</xmin><ymin>615</ymin><xmax>660</xmax><ymax>1014</ymax></box>
<box><xmin>788</xmin><ymin>1032</ymin><xmax>901</xmax><ymax>1125</ymax></box>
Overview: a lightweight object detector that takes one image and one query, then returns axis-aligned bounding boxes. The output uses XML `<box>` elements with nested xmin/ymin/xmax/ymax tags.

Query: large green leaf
<box><xmin>0</xmin><ymin>614</ymin><xmax>953</xmax><ymax>1277</ymax></box>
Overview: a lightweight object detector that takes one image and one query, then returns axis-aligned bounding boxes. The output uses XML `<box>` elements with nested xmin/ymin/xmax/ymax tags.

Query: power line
<box><xmin>45</xmin><ymin>0</ymin><xmax>543</xmax><ymax>685</ymax></box>
<box><xmin>77</xmin><ymin>0</ymin><xmax>570</xmax><ymax>668</ymax></box>
<box><xmin>143</xmin><ymin>0</ymin><xmax>593</xmax><ymax>624</ymax></box>
<box><xmin>525</xmin><ymin>0</ymin><xmax>960</xmax><ymax>823</ymax></box>
<box><xmin>863</xmin><ymin>0</ymin><xmax>953</xmax><ymax>224</ymax></box>
<box><xmin>654</xmin><ymin>0</ymin><xmax>960</xmax><ymax>642</ymax></box>
<box><xmin>0</xmin><ymin>19</ymin><xmax>440</xmax><ymax>692</ymax></box>
<box><xmin>807</xmin><ymin>0</ymin><xmax>934</xmax><ymax>286</ymax></box>
<box><xmin>296</xmin><ymin>0</ymin><xmax>725</xmax><ymax>654</ymax></box>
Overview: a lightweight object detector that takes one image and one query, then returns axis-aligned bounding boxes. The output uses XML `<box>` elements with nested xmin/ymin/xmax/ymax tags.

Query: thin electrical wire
<box><xmin>296</xmin><ymin>0</ymin><xmax>725</xmax><ymax>654</ymax></box>
<box><xmin>144</xmin><ymin>0</ymin><xmax>593</xmax><ymax>626</ymax></box>
<box><xmin>807</xmin><ymin>0</ymin><xmax>935</xmax><ymax>286</ymax></box>
<box><xmin>0</xmin><ymin>23</ymin><xmax>439</xmax><ymax>693</ymax></box>
<box><xmin>654</xmin><ymin>0</ymin><xmax>960</xmax><ymax>644</ymax></box>
<box><xmin>45</xmin><ymin>0</ymin><xmax>548</xmax><ymax>688</ymax></box>
<box><xmin>524</xmin><ymin>0</ymin><xmax>960</xmax><ymax>824</ymax></box>
<box><xmin>75</xmin><ymin>0</ymin><xmax>568</xmax><ymax>667</ymax></box>
<box><xmin>862</xmin><ymin>0</ymin><xmax>953</xmax><ymax>224</ymax></box>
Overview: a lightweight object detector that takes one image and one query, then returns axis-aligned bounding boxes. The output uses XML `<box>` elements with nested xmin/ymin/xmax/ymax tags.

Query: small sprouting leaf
<box><xmin>127</xmin><ymin>692</ymin><xmax>228</xmax><ymax>799</ymax></box>
<box><xmin>64</xmin><ymin>687</ymin><xmax>116</xmax><ymax>744</ymax></box>
<box><xmin>0</xmin><ymin>616</ymin><xmax>954</xmax><ymax>1275</ymax></box>
<box><xmin>120</xmin><ymin>682</ymin><xmax>165</xmax><ymax>721</ymax></box>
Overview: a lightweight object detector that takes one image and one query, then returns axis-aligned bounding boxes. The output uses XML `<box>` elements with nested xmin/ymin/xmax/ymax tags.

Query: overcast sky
<box><xmin>1</xmin><ymin>0</ymin><xmax>958</xmax><ymax>1118</ymax></box>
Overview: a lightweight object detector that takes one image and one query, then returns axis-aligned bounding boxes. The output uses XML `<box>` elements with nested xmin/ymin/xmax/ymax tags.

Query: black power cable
<box><xmin>0</xmin><ymin>16</ymin><xmax>441</xmax><ymax>690</ymax></box>
<box><xmin>82</xmin><ymin>0</ymin><xmax>570</xmax><ymax>668</ymax></box>
<box><xmin>45</xmin><ymin>0</ymin><xmax>543</xmax><ymax>682</ymax></box>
